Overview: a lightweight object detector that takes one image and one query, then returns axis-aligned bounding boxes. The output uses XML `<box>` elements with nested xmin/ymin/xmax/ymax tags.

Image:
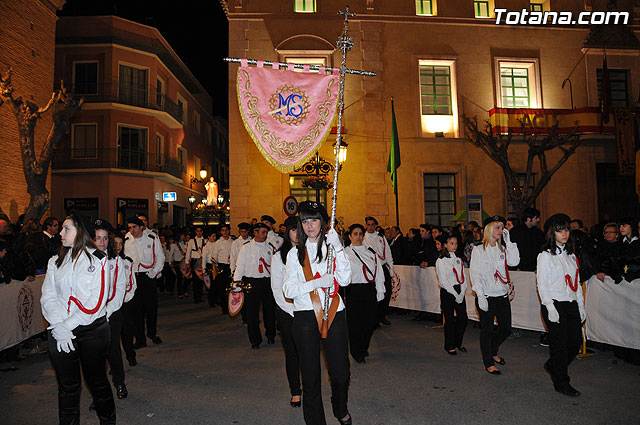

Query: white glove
<box><xmin>477</xmin><ymin>295</ymin><xmax>488</xmax><ymax>312</ymax></box>
<box><xmin>313</xmin><ymin>273</ymin><xmax>334</xmax><ymax>289</ymax></box>
<box><xmin>326</xmin><ymin>228</ymin><xmax>343</xmax><ymax>250</ymax></box>
<box><xmin>376</xmin><ymin>291</ymin><xmax>385</xmax><ymax>302</ymax></box>
<box><xmin>50</xmin><ymin>322</ymin><xmax>76</xmax><ymax>353</ymax></box>
<box><xmin>546</xmin><ymin>305</ymin><xmax>560</xmax><ymax>323</ymax></box>
<box><xmin>502</xmin><ymin>228</ymin><xmax>511</xmax><ymax>244</ymax></box>
<box><xmin>579</xmin><ymin>306</ymin><xmax>586</xmax><ymax>323</ymax></box>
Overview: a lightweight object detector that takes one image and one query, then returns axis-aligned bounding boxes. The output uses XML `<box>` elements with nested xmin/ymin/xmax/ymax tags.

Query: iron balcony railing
<box><xmin>52</xmin><ymin>148</ymin><xmax>184</xmax><ymax>179</ymax></box>
<box><xmin>64</xmin><ymin>83</ymin><xmax>184</xmax><ymax>124</ymax></box>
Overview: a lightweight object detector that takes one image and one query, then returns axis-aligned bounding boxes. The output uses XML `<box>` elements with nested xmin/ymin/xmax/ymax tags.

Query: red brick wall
<box><xmin>0</xmin><ymin>0</ymin><xmax>65</xmax><ymax>223</ymax></box>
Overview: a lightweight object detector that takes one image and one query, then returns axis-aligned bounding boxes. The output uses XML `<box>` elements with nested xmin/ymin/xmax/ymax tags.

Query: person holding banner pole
<box><xmin>470</xmin><ymin>216</ymin><xmax>520</xmax><ymax>375</ymax></box>
<box><xmin>270</xmin><ymin>216</ymin><xmax>302</xmax><ymax>408</ymax></box>
<box><xmin>537</xmin><ymin>214</ymin><xmax>585</xmax><ymax>397</ymax></box>
<box><xmin>283</xmin><ymin>201</ymin><xmax>352</xmax><ymax>425</ymax></box>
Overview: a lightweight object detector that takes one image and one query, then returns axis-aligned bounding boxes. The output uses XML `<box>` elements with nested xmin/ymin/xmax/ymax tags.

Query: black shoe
<box><xmin>354</xmin><ymin>357</ymin><xmax>366</xmax><ymax>363</ymax></box>
<box><xmin>338</xmin><ymin>413</ymin><xmax>352</xmax><ymax>425</ymax></box>
<box><xmin>447</xmin><ymin>349</ymin><xmax>457</xmax><ymax>356</ymax></box>
<box><xmin>457</xmin><ymin>346</ymin><xmax>467</xmax><ymax>352</ymax></box>
<box><xmin>486</xmin><ymin>367</ymin><xmax>501</xmax><ymax>375</ymax></box>
<box><xmin>133</xmin><ymin>341</ymin><xmax>147</xmax><ymax>349</ymax></box>
<box><xmin>251</xmin><ymin>343</ymin><xmax>260</xmax><ymax>349</ymax></box>
<box><xmin>127</xmin><ymin>357</ymin><xmax>137</xmax><ymax>367</ymax></box>
<box><xmin>116</xmin><ymin>383</ymin><xmax>128</xmax><ymax>399</ymax></box>
<box><xmin>267</xmin><ymin>338</ymin><xmax>275</xmax><ymax>344</ymax></box>
<box><xmin>380</xmin><ymin>318</ymin><xmax>391</xmax><ymax>326</ymax></box>
<box><xmin>149</xmin><ymin>335</ymin><xmax>163</xmax><ymax>344</ymax></box>
<box><xmin>290</xmin><ymin>396</ymin><xmax>302</xmax><ymax>408</ymax></box>
<box><xmin>556</xmin><ymin>385</ymin><xmax>581</xmax><ymax>397</ymax></box>
<box><xmin>540</xmin><ymin>333</ymin><xmax>550</xmax><ymax>347</ymax></box>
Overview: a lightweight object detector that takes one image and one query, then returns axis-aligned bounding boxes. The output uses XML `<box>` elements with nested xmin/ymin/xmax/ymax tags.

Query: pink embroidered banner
<box><xmin>236</xmin><ymin>60</ymin><xmax>339</xmax><ymax>172</ymax></box>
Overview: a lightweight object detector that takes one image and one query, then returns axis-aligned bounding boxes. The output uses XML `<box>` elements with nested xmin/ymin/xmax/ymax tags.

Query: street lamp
<box><xmin>191</xmin><ymin>167</ymin><xmax>208</xmax><ymax>185</ymax></box>
<box><xmin>334</xmin><ymin>139</ymin><xmax>348</xmax><ymax>166</ymax></box>
<box><xmin>188</xmin><ymin>194</ymin><xmax>196</xmax><ymax>207</ymax></box>
<box><xmin>217</xmin><ymin>194</ymin><xmax>224</xmax><ymax>205</ymax></box>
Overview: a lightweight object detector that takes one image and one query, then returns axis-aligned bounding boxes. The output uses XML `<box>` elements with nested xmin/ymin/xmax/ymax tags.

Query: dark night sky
<box><xmin>58</xmin><ymin>0</ymin><xmax>229</xmax><ymax>119</ymax></box>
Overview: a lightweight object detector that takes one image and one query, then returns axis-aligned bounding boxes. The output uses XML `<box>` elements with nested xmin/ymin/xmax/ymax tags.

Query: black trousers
<box><xmin>377</xmin><ymin>265</ymin><xmax>392</xmax><ymax>322</ymax></box>
<box><xmin>542</xmin><ymin>301</ymin><xmax>582</xmax><ymax>391</ymax></box>
<box><xmin>476</xmin><ymin>295</ymin><xmax>511</xmax><ymax>368</ymax></box>
<box><xmin>162</xmin><ymin>263</ymin><xmax>175</xmax><ymax>294</ymax></box>
<box><xmin>120</xmin><ymin>300</ymin><xmax>136</xmax><ymax>363</ymax></box>
<box><xmin>212</xmin><ymin>263</ymin><xmax>230</xmax><ymax>313</ymax></box>
<box><xmin>133</xmin><ymin>273</ymin><xmax>159</xmax><ymax>342</ymax></box>
<box><xmin>346</xmin><ymin>283</ymin><xmax>378</xmax><ymax>360</ymax></box>
<box><xmin>440</xmin><ymin>288</ymin><xmax>468</xmax><ymax>351</ymax></box>
<box><xmin>190</xmin><ymin>259</ymin><xmax>203</xmax><ymax>302</ymax></box>
<box><xmin>173</xmin><ymin>261</ymin><xmax>185</xmax><ymax>295</ymax></box>
<box><xmin>107</xmin><ymin>308</ymin><xmax>125</xmax><ymax>385</ymax></box>
<box><xmin>293</xmin><ymin>309</ymin><xmax>350</xmax><ymax>425</ymax></box>
<box><xmin>244</xmin><ymin>277</ymin><xmax>276</xmax><ymax>345</ymax></box>
<box><xmin>47</xmin><ymin>317</ymin><xmax>115</xmax><ymax>425</ymax></box>
<box><xmin>275</xmin><ymin>306</ymin><xmax>302</xmax><ymax>397</ymax></box>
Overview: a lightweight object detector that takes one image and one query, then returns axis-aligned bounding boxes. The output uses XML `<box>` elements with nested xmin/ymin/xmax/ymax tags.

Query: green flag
<box><xmin>387</xmin><ymin>98</ymin><xmax>401</xmax><ymax>194</ymax></box>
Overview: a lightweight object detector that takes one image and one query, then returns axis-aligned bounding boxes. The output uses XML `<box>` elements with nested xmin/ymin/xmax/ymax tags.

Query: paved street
<box><xmin>2</xmin><ymin>293</ymin><xmax>639</xmax><ymax>425</ymax></box>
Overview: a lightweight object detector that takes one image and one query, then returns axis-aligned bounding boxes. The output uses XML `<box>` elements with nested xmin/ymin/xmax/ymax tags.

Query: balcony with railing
<box><xmin>67</xmin><ymin>82</ymin><xmax>184</xmax><ymax>126</ymax></box>
<box><xmin>52</xmin><ymin>148</ymin><xmax>184</xmax><ymax>181</ymax></box>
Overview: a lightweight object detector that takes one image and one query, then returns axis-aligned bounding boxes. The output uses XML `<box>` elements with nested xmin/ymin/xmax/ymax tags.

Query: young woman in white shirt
<box><xmin>469</xmin><ymin>216</ymin><xmax>520</xmax><ymax>375</ymax></box>
<box><xmin>40</xmin><ymin>212</ymin><xmax>116</xmax><ymax>424</ymax></box>
<box><xmin>344</xmin><ymin>223</ymin><xmax>385</xmax><ymax>364</ymax></box>
<box><xmin>536</xmin><ymin>214</ymin><xmax>585</xmax><ymax>397</ymax></box>
<box><xmin>270</xmin><ymin>216</ymin><xmax>302</xmax><ymax>408</ymax></box>
<box><xmin>283</xmin><ymin>201</ymin><xmax>352</xmax><ymax>425</ymax></box>
<box><xmin>436</xmin><ymin>235</ymin><xmax>468</xmax><ymax>355</ymax></box>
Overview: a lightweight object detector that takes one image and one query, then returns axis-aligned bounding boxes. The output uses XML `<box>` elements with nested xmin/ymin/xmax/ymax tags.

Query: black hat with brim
<box><xmin>127</xmin><ymin>216</ymin><xmax>144</xmax><ymax>227</ymax></box>
<box><xmin>253</xmin><ymin>223</ymin><xmax>269</xmax><ymax>231</ymax></box>
<box><xmin>284</xmin><ymin>216</ymin><xmax>298</xmax><ymax>230</ymax></box>
<box><xmin>298</xmin><ymin>201</ymin><xmax>329</xmax><ymax>222</ymax></box>
<box><xmin>237</xmin><ymin>222</ymin><xmax>251</xmax><ymax>230</ymax></box>
<box><xmin>483</xmin><ymin>215</ymin><xmax>507</xmax><ymax>229</ymax></box>
<box><xmin>261</xmin><ymin>215</ymin><xmax>276</xmax><ymax>225</ymax></box>
<box><xmin>543</xmin><ymin>213</ymin><xmax>571</xmax><ymax>234</ymax></box>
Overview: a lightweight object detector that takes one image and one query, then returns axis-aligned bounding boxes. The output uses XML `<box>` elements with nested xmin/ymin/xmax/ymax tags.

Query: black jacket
<box><xmin>390</xmin><ymin>235</ymin><xmax>412</xmax><ymax>266</ymax></box>
<box><xmin>509</xmin><ymin>224</ymin><xmax>545</xmax><ymax>271</ymax></box>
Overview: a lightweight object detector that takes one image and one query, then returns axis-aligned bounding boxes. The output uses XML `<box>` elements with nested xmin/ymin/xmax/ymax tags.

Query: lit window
<box><xmin>416</xmin><ymin>0</ymin><xmax>435</xmax><ymax>16</ymax></box>
<box><xmin>474</xmin><ymin>1</ymin><xmax>490</xmax><ymax>18</ymax></box>
<box><xmin>424</xmin><ymin>174</ymin><xmax>456</xmax><ymax>226</ymax></box>
<box><xmin>495</xmin><ymin>58</ymin><xmax>541</xmax><ymax>108</ymax></box>
<box><xmin>420</xmin><ymin>65</ymin><xmax>452</xmax><ymax>115</ymax></box>
<box><xmin>530</xmin><ymin>3</ymin><xmax>543</xmax><ymax>12</ymax></box>
<box><xmin>418</xmin><ymin>59</ymin><xmax>459</xmax><ymax>137</ymax></box>
<box><xmin>294</xmin><ymin>0</ymin><xmax>316</xmax><ymax>13</ymax></box>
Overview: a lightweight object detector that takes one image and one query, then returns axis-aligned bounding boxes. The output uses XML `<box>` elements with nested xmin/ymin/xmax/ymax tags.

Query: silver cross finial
<box><xmin>337</xmin><ymin>5</ymin><xmax>355</xmax><ymax>24</ymax></box>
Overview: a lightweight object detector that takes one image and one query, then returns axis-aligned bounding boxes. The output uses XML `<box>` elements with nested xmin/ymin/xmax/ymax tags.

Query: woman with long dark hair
<box><xmin>270</xmin><ymin>216</ymin><xmax>302</xmax><ymax>407</ymax></box>
<box><xmin>344</xmin><ymin>223</ymin><xmax>385</xmax><ymax>363</ymax></box>
<box><xmin>537</xmin><ymin>214</ymin><xmax>585</xmax><ymax>397</ymax></box>
<box><xmin>469</xmin><ymin>216</ymin><xmax>520</xmax><ymax>375</ymax></box>
<box><xmin>40</xmin><ymin>212</ymin><xmax>116</xmax><ymax>424</ymax></box>
<box><xmin>283</xmin><ymin>201</ymin><xmax>352</xmax><ymax>425</ymax></box>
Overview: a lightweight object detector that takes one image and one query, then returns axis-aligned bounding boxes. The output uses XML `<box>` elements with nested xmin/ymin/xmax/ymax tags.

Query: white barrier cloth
<box><xmin>0</xmin><ymin>276</ymin><xmax>46</xmax><ymax>351</ymax></box>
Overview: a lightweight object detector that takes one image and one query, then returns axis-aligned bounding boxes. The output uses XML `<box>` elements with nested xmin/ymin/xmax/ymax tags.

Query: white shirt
<box><xmin>230</xmin><ymin>236</ymin><xmax>251</xmax><ymax>274</ymax></box>
<box><xmin>212</xmin><ymin>237</ymin><xmax>234</xmax><ymax>264</ymax></box>
<box><xmin>202</xmin><ymin>241</ymin><xmax>215</xmax><ymax>267</ymax></box>
<box><xmin>233</xmin><ymin>239</ymin><xmax>273</xmax><ymax>280</ymax></box>
<box><xmin>436</xmin><ymin>251</ymin><xmax>468</xmax><ymax>300</ymax></box>
<box><xmin>185</xmin><ymin>237</ymin><xmax>206</xmax><ymax>262</ymax></box>
<box><xmin>283</xmin><ymin>240</ymin><xmax>351</xmax><ymax>312</ymax></box>
<box><xmin>124</xmin><ymin>232</ymin><xmax>165</xmax><ymax>279</ymax></box>
<box><xmin>122</xmin><ymin>257</ymin><xmax>137</xmax><ymax>303</ymax></box>
<box><xmin>41</xmin><ymin>250</ymin><xmax>110</xmax><ymax>330</ymax></box>
<box><xmin>364</xmin><ymin>232</ymin><xmax>394</xmax><ymax>274</ymax></box>
<box><xmin>271</xmin><ymin>252</ymin><xmax>295</xmax><ymax>316</ymax></box>
<box><xmin>267</xmin><ymin>230</ymin><xmax>283</xmax><ymax>254</ymax></box>
<box><xmin>345</xmin><ymin>244</ymin><xmax>385</xmax><ymax>301</ymax></box>
<box><xmin>536</xmin><ymin>246</ymin><xmax>585</xmax><ymax>315</ymax></box>
<box><xmin>168</xmin><ymin>243</ymin><xmax>184</xmax><ymax>263</ymax></box>
<box><xmin>162</xmin><ymin>243</ymin><xmax>170</xmax><ymax>264</ymax></box>
<box><xmin>469</xmin><ymin>242</ymin><xmax>520</xmax><ymax>298</ymax></box>
<box><xmin>105</xmin><ymin>256</ymin><xmax>127</xmax><ymax>318</ymax></box>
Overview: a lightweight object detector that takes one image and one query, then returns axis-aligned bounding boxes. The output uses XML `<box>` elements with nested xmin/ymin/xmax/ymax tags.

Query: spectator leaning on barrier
<box><xmin>596</xmin><ymin>222</ymin><xmax>622</xmax><ymax>284</ymax></box>
<box><xmin>42</xmin><ymin>216</ymin><xmax>61</xmax><ymax>258</ymax></box>
<box><xmin>509</xmin><ymin>207</ymin><xmax>545</xmax><ymax>272</ymax></box>
<box><xmin>0</xmin><ymin>218</ymin><xmax>35</xmax><ymax>282</ymax></box>
<box><xmin>618</xmin><ymin>217</ymin><xmax>640</xmax><ymax>283</ymax></box>
<box><xmin>389</xmin><ymin>226</ymin><xmax>412</xmax><ymax>266</ymax></box>
<box><xmin>0</xmin><ymin>239</ymin><xmax>11</xmax><ymax>284</ymax></box>
<box><xmin>20</xmin><ymin>219</ymin><xmax>50</xmax><ymax>273</ymax></box>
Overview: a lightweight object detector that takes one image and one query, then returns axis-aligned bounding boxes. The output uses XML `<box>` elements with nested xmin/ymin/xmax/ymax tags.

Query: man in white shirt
<box><xmin>212</xmin><ymin>224</ymin><xmax>234</xmax><ymax>313</ymax></box>
<box><xmin>234</xmin><ymin>223</ymin><xmax>275</xmax><ymax>349</ymax></box>
<box><xmin>230</xmin><ymin>222</ymin><xmax>252</xmax><ymax>326</ymax></box>
<box><xmin>124</xmin><ymin>216</ymin><xmax>165</xmax><ymax>347</ymax></box>
<box><xmin>185</xmin><ymin>227</ymin><xmax>206</xmax><ymax>303</ymax></box>
<box><xmin>363</xmin><ymin>216</ymin><xmax>394</xmax><ymax>326</ymax></box>
<box><xmin>261</xmin><ymin>214</ymin><xmax>283</xmax><ymax>253</ymax></box>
